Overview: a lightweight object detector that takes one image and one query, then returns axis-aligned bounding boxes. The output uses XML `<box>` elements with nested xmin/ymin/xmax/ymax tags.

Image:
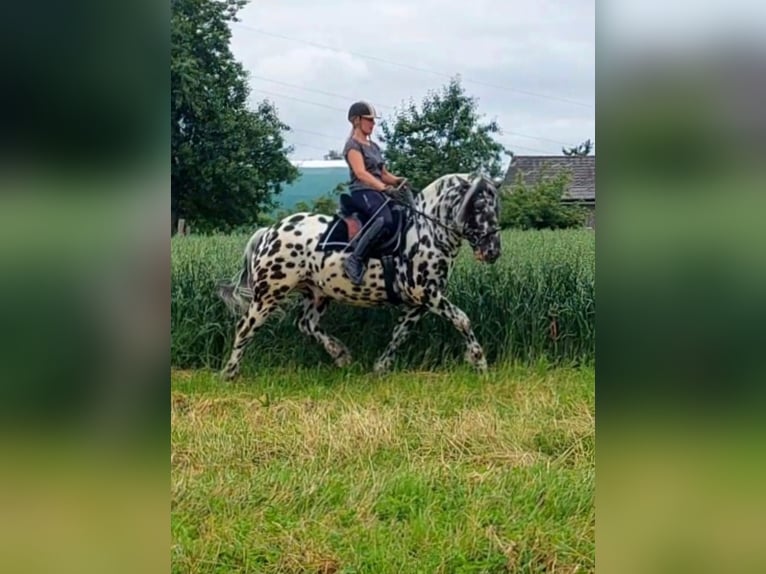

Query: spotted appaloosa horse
<box><xmin>217</xmin><ymin>172</ymin><xmax>501</xmax><ymax>380</ymax></box>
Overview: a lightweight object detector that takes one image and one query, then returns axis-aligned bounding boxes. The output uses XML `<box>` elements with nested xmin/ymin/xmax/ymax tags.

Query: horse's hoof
<box><xmin>475</xmin><ymin>359</ymin><xmax>488</xmax><ymax>374</ymax></box>
<box><xmin>373</xmin><ymin>359</ymin><xmax>391</xmax><ymax>374</ymax></box>
<box><xmin>221</xmin><ymin>367</ymin><xmax>238</xmax><ymax>382</ymax></box>
<box><xmin>335</xmin><ymin>354</ymin><xmax>352</xmax><ymax>368</ymax></box>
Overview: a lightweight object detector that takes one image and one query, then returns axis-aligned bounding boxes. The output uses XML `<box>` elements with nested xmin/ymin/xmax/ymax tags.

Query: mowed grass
<box><xmin>171</xmin><ymin>364</ymin><xmax>594</xmax><ymax>573</ymax></box>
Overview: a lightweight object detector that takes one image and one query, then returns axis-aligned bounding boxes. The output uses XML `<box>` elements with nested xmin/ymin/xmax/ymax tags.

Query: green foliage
<box><xmin>266</xmin><ymin>182</ymin><xmax>347</xmax><ymax>223</ymax></box>
<box><xmin>171</xmin><ymin>0</ymin><xmax>298</xmax><ymax>233</ymax></box>
<box><xmin>171</xmin><ymin>230</ymin><xmax>595</xmax><ymax>371</ymax></box>
<box><xmin>379</xmin><ymin>77</ymin><xmax>509</xmax><ymax>190</ymax></box>
<box><xmin>500</xmin><ymin>170</ymin><xmax>587</xmax><ymax>230</ymax></box>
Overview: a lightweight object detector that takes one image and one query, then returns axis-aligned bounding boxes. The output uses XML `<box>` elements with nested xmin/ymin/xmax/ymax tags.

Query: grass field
<box><xmin>172</xmin><ymin>227</ymin><xmax>595</xmax><ymax>572</ymax></box>
<box><xmin>171</xmin><ymin>363</ymin><xmax>595</xmax><ymax>573</ymax></box>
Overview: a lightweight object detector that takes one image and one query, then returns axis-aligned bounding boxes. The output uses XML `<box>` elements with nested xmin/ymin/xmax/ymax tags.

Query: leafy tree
<box><xmin>171</xmin><ymin>0</ymin><xmax>298</xmax><ymax>233</ymax></box>
<box><xmin>500</xmin><ymin>170</ymin><xmax>586</xmax><ymax>230</ymax></box>
<box><xmin>562</xmin><ymin>138</ymin><xmax>594</xmax><ymax>156</ymax></box>
<box><xmin>379</xmin><ymin>77</ymin><xmax>509</xmax><ymax>190</ymax></box>
<box><xmin>323</xmin><ymin>149</ymin><xmax>343</xmax><ymax>160</ymax></box>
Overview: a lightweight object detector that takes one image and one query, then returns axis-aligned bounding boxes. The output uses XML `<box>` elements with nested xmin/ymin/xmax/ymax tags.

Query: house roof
<box><xmin>502</xmin><ymin>155</ymin><xmax>595</xmax><ymax>202</ymax></box>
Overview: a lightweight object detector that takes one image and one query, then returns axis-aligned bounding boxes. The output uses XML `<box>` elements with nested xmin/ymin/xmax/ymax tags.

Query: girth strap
<box><xmin>381</xmin><ymin>255</ymin><xmax>401</xmax><ymax>304</ymax></box>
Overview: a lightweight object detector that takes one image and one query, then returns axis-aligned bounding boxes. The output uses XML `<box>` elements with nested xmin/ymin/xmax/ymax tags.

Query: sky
<box><xmin>229</xmin><ymin>0</ymin><xmax>595</xmax><ymax>163</ymax></box>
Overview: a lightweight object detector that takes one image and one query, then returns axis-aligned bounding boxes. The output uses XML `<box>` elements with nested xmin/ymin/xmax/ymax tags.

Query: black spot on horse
<box><xmin>267</xmin><ymin>240</ymin><xmax>282</xmax><ymax>257</ymax></box>
<box><xmin>271</xmin><ymin>271</ymin><xmax>287</xmax><ymax>280</ymax></box>
<box><xmin>283</xmin><ymin>225</ymin><xmax>295</xmax><ymax>232</ymax></box>
<box><xmin>294</xmin><ymin>230</ymin><xmax>302</xmax><ymax>236</ymax></box>
<box><xmin>288</xmin><ymin>214</ymin><xmax>305</xmax><ymax>223</ymax></box>
<box><xmin>286</xmin><ymin>262</ymin><xmax>296</xmax><ymax>269</ymax></box>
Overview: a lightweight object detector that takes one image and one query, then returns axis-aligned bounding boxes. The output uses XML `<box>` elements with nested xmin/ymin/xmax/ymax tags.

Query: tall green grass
<box><xmin>171</xmin><ymin>229</ymin><xmax>594</xmax><ymax>371</ymax></box>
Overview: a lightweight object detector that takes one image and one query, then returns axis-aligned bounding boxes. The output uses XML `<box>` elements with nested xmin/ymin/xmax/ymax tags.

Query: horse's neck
<box><xmin>413</xmin><ymin>191</ymin><xmax>463</xmax><ymax>256</ymax></box>
<box><xmin>417</xmin><ymin>188</ymin><xmax>459</xmax><ymax>226</ymax></box>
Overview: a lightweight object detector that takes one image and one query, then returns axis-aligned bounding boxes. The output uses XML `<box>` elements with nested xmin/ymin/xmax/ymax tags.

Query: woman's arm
<box><xmin>381</xmin><ymin>166</ymin><xmax>403</xmax><ymax>186</ymax></box>
<box><xmin>347</xmin><ymin>149</ymin><xmax>388</xmax><ymax>191</ymax></box>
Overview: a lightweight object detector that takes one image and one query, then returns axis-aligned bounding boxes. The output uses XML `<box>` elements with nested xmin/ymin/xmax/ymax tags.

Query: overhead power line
<box><xmin>250</xmin><ymin>75</ymin><xmax>394</xmax><ymax>109</ymax></box>
<box><xmin>288</xmin><ymin>130</ymin><xmax>556</xmax><ymax>156</ymax></box>
<box><xmin>254</xmin><ymin>85</ymin><xmax>579</xmax><ymax>148</ymax></box>
<box><xmin>232</xmin><ymin>23</ymin><xmax>594</xmax><ymax>109</ymax></box>
<box><xmin>253</xmin><ymin>89</ymin><xmax>347</xmax><ymax>112</ymax></box>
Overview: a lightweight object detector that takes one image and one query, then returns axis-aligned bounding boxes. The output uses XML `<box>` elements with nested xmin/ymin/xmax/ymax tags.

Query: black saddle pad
<box><xmin>316</xmin><ymin>202</ymin><xmax>407</xmax><ymax>257</ymax></box>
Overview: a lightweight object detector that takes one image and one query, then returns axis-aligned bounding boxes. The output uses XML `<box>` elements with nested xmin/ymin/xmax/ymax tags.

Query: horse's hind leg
<box><xmin>297</xmin><ymin>292</ymin><xmax>352</xmax><ymax>367</ymax></box>
<box><xmin>373</xmin><ymin>306</ymin><xmax>426</xmax><ymax>373</ymax></box>
<box><xmin>221</xmin><ymin>293</ymin><xmax>283</xmax><ymax>380</ymax></box>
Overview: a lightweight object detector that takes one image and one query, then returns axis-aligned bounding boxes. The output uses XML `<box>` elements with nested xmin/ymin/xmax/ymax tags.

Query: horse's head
<box><xmin>454</xmin><ymin>175</ymin><xmax>502</xmax><ymax>263</ymax></box>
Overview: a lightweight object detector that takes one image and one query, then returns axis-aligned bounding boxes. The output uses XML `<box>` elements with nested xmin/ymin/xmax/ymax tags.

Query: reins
<box><xmin>387</xmin><ymin>183</ymin><xmax>501</xmax><ymax>242</ymax></box>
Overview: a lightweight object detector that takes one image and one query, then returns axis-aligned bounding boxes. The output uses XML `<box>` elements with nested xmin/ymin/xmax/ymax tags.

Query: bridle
<box><xmin>387</xmin><ymin>181</ymin><xmax>501</xmax><ymax>246</ymax></box>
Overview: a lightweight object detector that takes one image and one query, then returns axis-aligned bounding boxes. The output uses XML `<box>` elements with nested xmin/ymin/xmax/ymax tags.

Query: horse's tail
<box><xmin>217</xmin><ymin>226</ymin><xmax>269</xmax><ymax>315</ymax></box>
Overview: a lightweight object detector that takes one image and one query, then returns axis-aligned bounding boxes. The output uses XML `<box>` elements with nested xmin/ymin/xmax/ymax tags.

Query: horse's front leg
<box><xmin>373</xmin><ymin>306</ymin><xmax>426</xmax><ymax>373</ymax></box>
<box><xmin>425</xmin><ymin>293</ymin><xmax>488</xmax><ymax>372</ymax></box>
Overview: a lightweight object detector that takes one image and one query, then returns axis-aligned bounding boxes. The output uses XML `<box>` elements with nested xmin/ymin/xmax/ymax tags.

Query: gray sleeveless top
<box><xmin>343</xmin><ymin>137</ymin><xmax>385</xmax><ymax>191</ymax></box>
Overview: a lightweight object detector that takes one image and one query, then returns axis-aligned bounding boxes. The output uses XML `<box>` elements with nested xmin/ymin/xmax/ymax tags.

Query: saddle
<box><xmin>317</xmin><ymin>192</ymin><xmax>409</xmax><ymax>303</ymax></box>
<box><xmin>317</xmin><ymin>193</ymin><xmax>407</xmax><ymax>258</ymax></box>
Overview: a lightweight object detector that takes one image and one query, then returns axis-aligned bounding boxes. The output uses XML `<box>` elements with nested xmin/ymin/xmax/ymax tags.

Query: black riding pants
<box><xmin>350</xmin><ymin>189</ymin><xmax>394</xmax><ymax>236</ymax></box>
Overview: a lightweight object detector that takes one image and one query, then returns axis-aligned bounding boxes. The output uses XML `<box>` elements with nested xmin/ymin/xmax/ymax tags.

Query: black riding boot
<box><xmin>343</xmin><ymin>217</ymin><xmax>386</xmax><ymax>285</ymax></box>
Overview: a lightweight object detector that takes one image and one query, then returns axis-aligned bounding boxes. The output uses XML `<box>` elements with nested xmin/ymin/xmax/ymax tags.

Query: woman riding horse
<box><xmin>342</xmin><ymin>101</ymin><xmax>407</xmax><ymax>285</ymax></box>
<box><xmin>217</xmin><ymin>170</ymin><xmax>502</xmax><ymax>380</ymax></box>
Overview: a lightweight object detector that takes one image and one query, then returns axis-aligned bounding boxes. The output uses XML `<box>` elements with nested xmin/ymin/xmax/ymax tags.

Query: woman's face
<box><xmin>359</xmin><ymin>116</ymin><xmax>375</xmax><ymax>136</ymax></box>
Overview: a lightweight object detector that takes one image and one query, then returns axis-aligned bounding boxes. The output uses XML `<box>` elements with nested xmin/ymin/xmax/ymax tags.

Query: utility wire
<box><xmin>255</xmin><ymin>86</ymin><xmax>578</xmax><ymax>148</ymax></box>
<box><xmin>233</xmin><ymin>23</ymin><xmax>593</xmax><ymax>109</ymax></box>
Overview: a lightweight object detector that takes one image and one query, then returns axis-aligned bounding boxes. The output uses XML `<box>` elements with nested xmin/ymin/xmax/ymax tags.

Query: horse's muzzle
<box><xmin>476</xmin><ymin>236</ymin><xmax>500</xmax><ymax>263</ymax></box>
<box><xmin>475</xmin><ymin>246</ymin><xmax>500</xmax><ymax>263</ymax></box>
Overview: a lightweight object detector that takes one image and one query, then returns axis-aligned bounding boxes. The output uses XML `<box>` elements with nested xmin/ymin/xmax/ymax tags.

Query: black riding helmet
<box><xmin>347</xmin><ymin>101</ymin><xmax>380</xmax><ymax>122</ymax></box>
